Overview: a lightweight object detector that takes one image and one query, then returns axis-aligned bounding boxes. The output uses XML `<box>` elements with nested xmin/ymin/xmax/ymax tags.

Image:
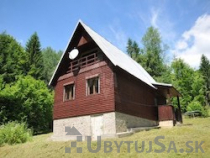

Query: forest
<box><xmin>0</xmin><ymin>26</ymin><xmax>209</xmax><ymax>135</ymax></box>
<box><xmin>0</xmin><ymin>32</ymin><xmax>61</xmax><ymax>134</ymax></box>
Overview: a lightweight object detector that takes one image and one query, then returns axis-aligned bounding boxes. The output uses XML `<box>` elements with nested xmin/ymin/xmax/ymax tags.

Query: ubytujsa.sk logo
<box><xmin>64</xmin><ymin>126</ymin><xmax>205</xmax><ymax>154</ymax></box>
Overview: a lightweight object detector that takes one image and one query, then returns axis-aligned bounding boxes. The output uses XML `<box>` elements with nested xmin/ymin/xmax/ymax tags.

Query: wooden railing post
<box><xmin>68</xmin><ymin>52</ymin><xmax>98</xmax><ymax>73</ymax></box>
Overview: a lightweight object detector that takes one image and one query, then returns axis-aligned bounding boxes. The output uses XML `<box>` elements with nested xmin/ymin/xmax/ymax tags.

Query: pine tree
<box><xmin>140</xmin><ymin>26</ymin><xmax>166</xmax><ymax>79</ymax></box>
<box><xmin>127</xmin><ymin>38</ymin><xmax>133</xmax><ymax>58</ymax></box>
<box><xmin>42</xmin><ymin>47</ymin><xmax>62</xmax><ymax>83</ymax></box>
<box><xmin>0</xmin><ymin>32</ymin><xmax>26</xmax><ymax>86</ymax></box>
<box><xmin>25</xmin><ymin>32</ymin><xmax>44</xmax><ymax>80</ymax></box>
<box><xmin>199</xmin><ymin>54</ymin><xmax>210</xmax><ymax>105</ymax></box>
<box><xmin>126</xmin><ymin>38</ymin><xmax>140</xmax><ymax>60</ymax></box>
<box><xmin>126</xmin><ymin>27</ymin><xmax>168</xmax><ymax>82</ymax></box>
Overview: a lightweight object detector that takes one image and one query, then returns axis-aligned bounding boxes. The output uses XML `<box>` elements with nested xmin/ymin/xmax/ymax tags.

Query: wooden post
<box><xmin>167</xmin><ymin>89</ymin><xmax>171</xmax><ymax>105</ymax></box>
<box><xmin>177</xmin><ymin>96</ymin><xmax>183</xmax><ymax>123</ymax></box>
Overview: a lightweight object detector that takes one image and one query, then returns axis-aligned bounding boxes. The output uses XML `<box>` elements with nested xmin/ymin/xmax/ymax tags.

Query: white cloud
<box><xmin>149</xmin><ymin>8</ymin><xmax>176</xmax><ymax>45</ymax></box>
<box><xmin>130</xmin><ymin>5</ymin><xmax>176</xmax><ymax>47</ymax></box>
<box><xmin>151</xmin><ymin>8</ymin><xmax>159</xmax><ymax>28</ymax></box>
<box><xmin>107</xmin><ymin>20</ymin><xmax>128</xmax><ymax>52</ymax></box>
<box><xmin>173</xmin><ymin>14</ymin><xmax>210</xmax><ymax>68</ymax></box>
<box><xmin>176</xmin><ymin>40</ymin><xmax>188</xmax><ymax>50</ymax></box>
<box><xmin>96</xmin><ymin>19</ymin><xmax>128</xmax><ymax>53</ymax></box>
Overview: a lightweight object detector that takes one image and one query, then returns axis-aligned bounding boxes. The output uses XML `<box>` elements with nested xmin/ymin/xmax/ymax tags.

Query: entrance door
<box><xmin>91</xmin><ymin>115</ymin><xmax>103</xmax><ymax>140</ymax></box>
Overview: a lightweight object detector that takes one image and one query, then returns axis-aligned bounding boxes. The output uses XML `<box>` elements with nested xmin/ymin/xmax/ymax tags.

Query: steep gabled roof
<box><xmin>49</xmin><ymin>20</ymin><xmax>157</xmax><ymax>88</ymax></box>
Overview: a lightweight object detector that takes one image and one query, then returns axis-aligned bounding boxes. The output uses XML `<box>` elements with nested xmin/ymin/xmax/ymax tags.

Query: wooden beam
<box><xmin>167</xmin><ymin>89</ymin><xmax>172</xmax><ymax>105</ymax></box>
<box><xmin>177</xmin><ymin>96</ymin><xmax>183</xmax><ymax>123</ymax></box>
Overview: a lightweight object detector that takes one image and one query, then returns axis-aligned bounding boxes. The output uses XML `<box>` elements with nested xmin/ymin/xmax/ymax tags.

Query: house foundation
<box><xmin>159</xmin><ymin>120</ymin><xmax>174</xmax><ymax>128</ymax></box>
<box><xmin>51</xmin><ymin>112</ymin><xmax>158</xmax><ymax>141</ymax></box>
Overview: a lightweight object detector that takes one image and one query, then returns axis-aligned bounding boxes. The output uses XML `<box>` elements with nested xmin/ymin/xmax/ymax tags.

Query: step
<box><xmin>116</xmin><ymin>131</ymin><xmax>134</xmax><ymax>138</ymax></box>
<box><xmin>128</xmin><ymin>126</ymin><xmax>160</xmax><ymax>133</ymax></box>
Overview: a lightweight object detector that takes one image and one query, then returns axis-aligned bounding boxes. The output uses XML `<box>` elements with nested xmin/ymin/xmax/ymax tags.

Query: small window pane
<box><xmin>64</xmin><ymin>84</ymin><xmax>74</xmax><ymax>101</ymax></box>
<box><xmin>95</xmin><ymin>79</ymin><xmax>99</xmax><ymax>93</ymax></box>
<box><xmin>87</xmin><ymin>77</ymin><xmax>99</xmax><ymax>95</ymax></box>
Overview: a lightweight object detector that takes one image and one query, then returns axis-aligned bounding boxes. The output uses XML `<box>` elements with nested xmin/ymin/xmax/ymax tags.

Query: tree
<box><xmin>171</xmin><ymin>59</ymin><xmax>194</xmax><ymax>111</ymax></box>
<box><xmin>0</xmin><ymin>32</ymin><xmax>26</xmax><ymax>87</ymax></box>
<box><xmin>42</xmin><ymin>47</ymin><xmax>62</xmax><ymax>84</ymax></box>
<box><xmin>126</xmin><ymin>38</ymin><xmax>140</xmax><ymax>60</ymax></box>
<box><xmin>25</xmin><ymin>32</ymin><xmax>44</xmax><ymax>80</ymax></box>
<box><xmin>155</xmin><ymin>65</ymin><xmax>172</xmax><ymax>83</ymax></box>
<box><xmin>199</xmin><ymin>54</ymin><xmax>210</xmax><ymax>105</ymax></box>
<box><xmin>139</xmin><ymin>26</ymin><xmax>166</xmax><ymax>79</ymax></box>
<box><xmin>171</xmin><ymin>59</ymin><xmax>205</xmax><ymax>112</ymax></box>
<box><xmin>126</xmin><ymin>27</ymin><xmax>168</xmax><ymax>81</ymax></box>
<box><xmin>190</xmin><ymin>71</ymin><xmax>205</xmax><ymax>105</ymax></box>
<box><xmin>0</xmin><ymin>76</ymin><xmax>53</xmax><ymax>133</ymax></box>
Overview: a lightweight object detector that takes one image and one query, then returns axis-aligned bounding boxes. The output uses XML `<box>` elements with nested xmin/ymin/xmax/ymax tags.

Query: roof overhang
<box><xmin>152</xmin><ymin>82</ymin><xmax>181</xmax><ymax>97</ymax></box>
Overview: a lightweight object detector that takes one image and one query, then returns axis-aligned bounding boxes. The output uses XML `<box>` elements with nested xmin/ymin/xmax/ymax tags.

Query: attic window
<box><xmin>87</xmin><ymin>77</ymin><xmax>99</xmax><ymax>95</ymax></box>
<box><xmin>64</xmin><ymin>84</ymin><xmax>75</xmax><ymax>101</ymax></box>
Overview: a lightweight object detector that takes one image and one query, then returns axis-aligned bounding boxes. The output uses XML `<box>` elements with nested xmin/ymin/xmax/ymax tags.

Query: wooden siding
<box><xmin>53</xmin><ymin>61</ymin><xmax>115</xmax><ymax>119</ymax></box>
<box><xmin>158</xmin><ymin>105</ymin><xmax>174</xmax><ymax>121</ymax></box>
<box><xmin>115</xmin><ymin>68</ymin><xmax>158</xmax><ymax>121</ymax></box>
<box><xmin>156</xmin><ymin>96</ymin><xmax>167</xmax><ymax>105</ymax></box>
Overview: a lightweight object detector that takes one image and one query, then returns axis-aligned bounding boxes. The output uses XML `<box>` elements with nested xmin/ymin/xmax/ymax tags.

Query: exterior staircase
<box><xmin>116</xmin><ymin>126</ymin><xmax>160</xmax><ymax>138</ymax></box>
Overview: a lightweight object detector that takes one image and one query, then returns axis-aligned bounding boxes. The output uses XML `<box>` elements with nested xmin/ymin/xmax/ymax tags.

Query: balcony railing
<box><xmin>67</xmin><ymin>52</ymin><xmax>99</xmax><ymax>73</ymax></box>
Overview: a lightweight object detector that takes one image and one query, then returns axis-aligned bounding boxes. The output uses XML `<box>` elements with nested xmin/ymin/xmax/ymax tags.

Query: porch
<box><xmin>153</xmin><ymin>82</ymin><xmax>182</xmax><ymax>127</ymax></box>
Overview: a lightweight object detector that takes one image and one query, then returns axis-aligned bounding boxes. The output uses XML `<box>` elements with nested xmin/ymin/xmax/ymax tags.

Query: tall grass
<box><xmin>0</xmin><ymin>121</ymin><xmax>32</xmax><ymax>146</ymax></box>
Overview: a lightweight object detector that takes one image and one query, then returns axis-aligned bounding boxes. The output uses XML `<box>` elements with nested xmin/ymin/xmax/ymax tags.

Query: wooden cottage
<box><xmin>49</xmin><ymin>20</ymin><xmax>182</xmax><ymax>141</ymax></box>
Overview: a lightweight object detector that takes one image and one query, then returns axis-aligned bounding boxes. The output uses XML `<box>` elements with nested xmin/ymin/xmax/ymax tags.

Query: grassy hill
<box><xmin>0</xmin><ymin>117</ymin><xmax>209</xmax><ymax>158</ymax></box>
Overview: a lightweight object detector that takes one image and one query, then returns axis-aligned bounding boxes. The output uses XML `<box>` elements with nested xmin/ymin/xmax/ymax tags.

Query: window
<box><xmin>64</xmin><ymin>84</ymin><xmax>75</xmax><ymax>101</ymax></box>
<box><xmin>87</xmin><ymin>77</ymin><xmax>99</xmax><ymax>95</ymax></box>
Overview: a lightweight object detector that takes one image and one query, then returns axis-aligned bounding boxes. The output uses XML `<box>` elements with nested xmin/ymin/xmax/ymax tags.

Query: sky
<box><xmin>1</xmin><ymin>0</ymin><xmax>210</xmax><ymax>68</ymax></box>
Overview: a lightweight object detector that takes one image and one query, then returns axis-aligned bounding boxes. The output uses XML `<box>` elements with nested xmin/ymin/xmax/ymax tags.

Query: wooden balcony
<box><xmin>67</xmin><ymin>52</ymin><xmax>99</xmax><ymax>73</ymax></box>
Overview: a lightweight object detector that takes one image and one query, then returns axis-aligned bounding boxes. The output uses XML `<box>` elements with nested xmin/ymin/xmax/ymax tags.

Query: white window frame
<box><xmin>86</xmin><ymin>75</ymin><xmax>100</xmax><ymax>96</ymax></box>
<box><xmin>63</xmin><ymin>82</ymin><xmax>75</xmax><ymax>101</ymax></box>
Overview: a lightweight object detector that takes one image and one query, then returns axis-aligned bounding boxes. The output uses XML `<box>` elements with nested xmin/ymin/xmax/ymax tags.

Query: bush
<box><xmin>0</xmin><ymin>76</ymin><xmax>53</xmax><ymax>134</ymax></box>
<box><xmin>0</xmin><ymin>121</ymin><xmax>32</xmax><ymax>146</ymax></box>
<box><xmin>187</xmin><ymin>100</ymin><xmax>208</xmax><ymax>117</ymax></box>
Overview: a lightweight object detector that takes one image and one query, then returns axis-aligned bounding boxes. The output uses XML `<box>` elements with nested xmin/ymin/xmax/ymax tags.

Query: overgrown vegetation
<box><xmin>0</xmin><ymin>122</ymin><xmax>32</xmax><ymax>146</ymax></box>
<box><xmin>0</xmin><ymin>118</ymin><xmax>209</xmax><ymax>158</ymax></box>
<box><xmin>127</xmin><ymin>26</ymin><xmax>210</xmax><ymax>115</ymax></box>
<box><xmin>0</xmin><ymin>32</ymin><xmax>61</xmax><ymax>134</ymax></box>
<box><xmin>0</xmin><ymin>76</ymin><xmax>53</xmax><ymax>134</ymax></box>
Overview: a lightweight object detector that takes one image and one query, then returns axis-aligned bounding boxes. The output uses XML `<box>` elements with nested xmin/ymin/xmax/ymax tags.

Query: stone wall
<box><xmin>115</xmin><ymin>112</ymin><xmax>158</xmax><ymax>133</ymax></box>
<box><xmin>52</xmin><ymin>112</ymin><xmax>116</xmax><ymax>141</ymax></box>
<box><xmin>52</xmin><ymin>115</ymin><xmax>91</xmax><ymax>141</ymax></box>
<box><xmin>103</xmin><ymin>112</ymin><xmax>116</xmax><ymax>135</ymax></box>
<box><xmin>51</xmin><ymin>111</ymin><xmax>159</xmax><ymax>141</ymax></box>
<box><xmin>159</xmin><ymin>120</ymin><xmax>174</xmax><ymax>128</ymax></box>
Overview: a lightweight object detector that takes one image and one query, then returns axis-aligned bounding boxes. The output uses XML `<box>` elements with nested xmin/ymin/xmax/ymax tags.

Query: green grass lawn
<box><xmin>0</xmin><ymin>117</ymin><xmax>209</xmax><ymax>158</ymax></box>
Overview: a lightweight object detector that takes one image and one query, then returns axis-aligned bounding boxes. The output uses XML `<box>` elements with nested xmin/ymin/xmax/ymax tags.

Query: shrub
<box><xmin>0</xmin><ymin>121</ymin><xmax>32</xmax><ymax>146</ymax></box>
<box><xmin>0</xmin><ymin>76</ymin><xmax>53</xmax><ymax>134</ymax></box>
<box><xmin>187</xmin><ymin>100</ymin><xmax>207</xmax><ymax>117</ymax></box>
